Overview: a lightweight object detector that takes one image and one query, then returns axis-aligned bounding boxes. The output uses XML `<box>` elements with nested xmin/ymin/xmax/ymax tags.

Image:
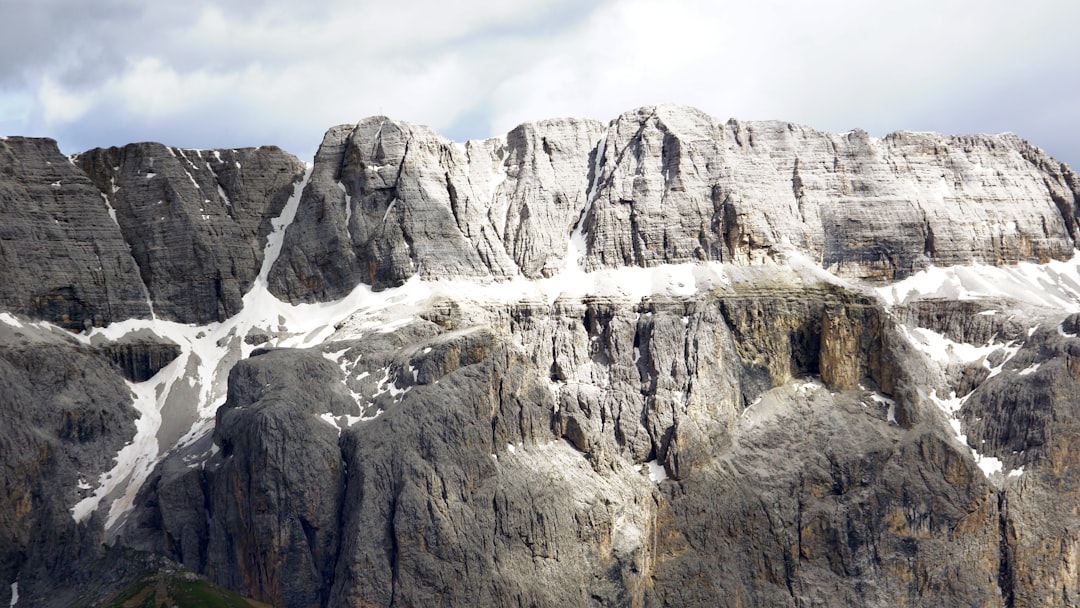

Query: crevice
<box><xmin>998</xmin><ymin>491</ymin><xmax>1015</xmax><ymax>608</ymax></box>
<box><xmin>792</xmin><ymin>157</ymin><xmax>806</xmax><ymax>224</ymax></box>
<box><xmin>382</xmin><ymin>139</ymin><xmax>410</xmax><ymax>224</ymax></box>
<box><xmin>387</xmin><ymin>490</ymin><xmax>400</xmax><ymax>606</ymax></box>
<box><xmin>445</xmin><ymin>172</ymin><xmax>466</xmax><ymax>233</ymax></box>
<box><xmin>923</xmin><ymin>218</ymin><xmax>936</xmax><ymax>258</ymax></box>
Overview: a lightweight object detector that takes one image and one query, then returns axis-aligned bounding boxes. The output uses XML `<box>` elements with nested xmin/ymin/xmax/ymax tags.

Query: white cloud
<box><xmin>38</xmin><ymin>77</ymin><xmax>93</xmax><ymax>125</ymax></box>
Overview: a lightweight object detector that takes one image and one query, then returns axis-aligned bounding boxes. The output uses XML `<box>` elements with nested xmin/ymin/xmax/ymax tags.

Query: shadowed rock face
<box><xmin>0</xmin><ymin>137</ymin><xmax>151</xmax><ymax>329</ymax></box>
<box><xmin>0</xmin><ymin>323</ymin><xmax>136</xmax><ymax>607</ymax></box>
<box><xmin>76</xmin><ymin>143</ymin><xmax>307</xmax><ymax>324</ymax></box>
<box><xmin>4</xmin><ymin>106</ymin><xmax>1080</xmax><ymax>608</ymax></box>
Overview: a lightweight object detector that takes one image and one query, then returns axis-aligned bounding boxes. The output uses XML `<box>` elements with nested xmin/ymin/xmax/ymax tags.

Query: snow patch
<box><xmin>927</xmin><ymin>390</ymin><xmax>1006</xmax><ymax>479</ymax></box>
<box><xmin>646</xmin><ymin>459</ymin><xmax>668</xmax><ymax>483</ymax></box>
<box><xmin>566</xmin><ymin>132</ymin><xmax>607</xmax><ymax>274</ymax></box>
<box><xmin>1017</xmin><ymin>363</ymin><xmax>1040</xmax><ymax>376</ymax></box>
<box><xmin>900</xmin><ymin>325</ymin><xmax>1003</xmax><ymax>367</ymax></box>
<box><xmin>338</xmin><ymin>181</ymin><xmax>353</xmax><ymax>240</ymax></box>
<box><xmin>0</xmin><ymin>313</ymin><xmax>23</xmax><ymax>328</ymax></box>
<box><xmin>794</xmin><ymin>380</ymin><xmax>822</xmax><ymax>394</ymax></box>
<box><xmin>877</xmin><ymin>254</ymin><xmax>1080</xmax><ymax>311</ymax></box>
<box><xmin>71</xmin><ymin>353</ymin><xmax>183</xmax><ymax>526</ymax></box>
<box><xmin>9</xmin><ymin>582</ymin><xmax>16</xmax><ymax>607</ymax></box>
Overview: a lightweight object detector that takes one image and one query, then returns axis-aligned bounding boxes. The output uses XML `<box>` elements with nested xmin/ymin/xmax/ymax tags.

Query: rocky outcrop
<box><xmin>97</xmin><ymin>337</ymin><xmax>181</xmax><ymax>382</ymax></box>
<box><xmin>269</xmin><ymin>117</ymin><xmax>605</xmax><ymax>300</ymax></box>
<box><xmin>0</xmin><ymin>137</ymin><xmax>151</xmax><ymax>329</ymax></box>
<box><xmin>76</xmin><ymin>143</ymin><xmax>307</xmax><ymax>324</ymax></box>
<box><xmin>270</xmin><ymin>106</ymin><xmax>1079</xmax><ymax>305</ymax></box>
<box><xmin>584</xmin><ymin>106</ymin><xmax>1078</xmax><ymax>279</ymax></box>
<box><xmin>0</xmin><ymin>320</ymin><xmax>136</xmax><ymax>607</ymax></box>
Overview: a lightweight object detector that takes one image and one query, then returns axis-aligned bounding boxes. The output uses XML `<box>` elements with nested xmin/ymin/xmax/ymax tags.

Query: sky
<box><xmin>1</xmin><ymin>0</ymin><xmax>1078</xmax><ymax>168</ymax></box>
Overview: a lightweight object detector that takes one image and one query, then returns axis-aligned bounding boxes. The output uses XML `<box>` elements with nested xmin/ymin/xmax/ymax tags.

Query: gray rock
<box><xmin>96</xmin><ymin>338</ymin><xmax>181</xmax><ymax>382</ymax></box>
<box><xmin>584</xmin><ymin>105</ymin><xmax>1078</xmax><ymax>279</ymax></box>
<box><xmin>0</xmin><ymin>137</ymin><xmax>150</xmax><ymax>328</ymax></box>
<box><xmin>5</xmin><ymin>106</ymin><xmax>1080</xmax><ymax>608</ymax></box>
<box><xmin>269</xmin><ymin>117</ymin><xmax>605</xmax><ymax>301</ymax></box>
<box><xmin>272</xmin><ymin>106</ymin><xmax>1079</xmax><ymax>305</ymax></box>
<box><xmin>76</xmin><ymin>143</ymin><xmax>306</xmax><ymax>323</ymax></box>
<box><xmin>0</xmin><ymin>322</ymin><xmax>136</xmax><ymax>607</ymax></box>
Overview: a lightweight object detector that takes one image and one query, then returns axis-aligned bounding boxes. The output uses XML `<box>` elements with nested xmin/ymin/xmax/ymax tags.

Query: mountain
<box><xmin>1</xmin><ymin>104</ymin><xmax>1080</xmax><ymax>607</ymax></box>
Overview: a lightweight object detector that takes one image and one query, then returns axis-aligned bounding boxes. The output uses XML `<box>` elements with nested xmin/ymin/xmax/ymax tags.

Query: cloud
<box><xmin>2</xmin><ymin>0</ymin><xmax>1078</xmax><ymax>167</ymax></box>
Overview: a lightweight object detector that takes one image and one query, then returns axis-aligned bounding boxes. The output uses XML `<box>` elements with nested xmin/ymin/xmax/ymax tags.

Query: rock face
<box><xmin>584</xmin><ymin>106</ymin><xmax>1079</xmax><ymax>278</ymax></box>
<box><xmin>271</xmin><ymin>105</ymin><xmax>1079</xmax><ymax>305</ymax></box>
<box><xmin>0</xmin><ymin>319</ymin><xmax>136</xmax><ymax>607</ymax></box>
<box><xmin>269</xmin><ymin>116</ymin><xmax>605</xmax><ymax>299</ymax></box>
<box><xmin>0</xmin><ymin>138</ymin><xmax>151</xmax><ymax>329</ymax></box>
<box><xmin>76</xmin><ymin>144</ymin><xmax>307</xmax><ymax>324</ymax></box>
<box><xmin>3</xmin><ymin>106</ymin><xmax>1080</xmax><ymax>608</ymax></box>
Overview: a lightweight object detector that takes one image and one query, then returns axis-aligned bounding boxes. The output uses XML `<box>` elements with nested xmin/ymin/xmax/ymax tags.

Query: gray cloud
<box><xmin>1</xmin><ymin>0</ymin><xmax>1078</xmax><ymax>169</ymax></box>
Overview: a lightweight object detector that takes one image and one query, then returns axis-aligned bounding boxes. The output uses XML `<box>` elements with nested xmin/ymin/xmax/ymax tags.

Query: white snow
<box><xmin>565</xmin><ymin>132</ymin><xmax>607</xmax><ymax>274</ymax></box>
<box><xmin>71</xmin><ymin>352</ymin><xmax>184</xmax><ymax>526</ymax></box>
<box><xmin>337</xmin><ymin>182</ymin><xmax>353</xmax><ymax>240</ymax></box>
<box><xmin>899</xmin><ymin>325</ymin><xmax>1003</xmax><ymax>367</ymax></box>
<box><xmin>507</xmin><ymin>443</ymin><xmax>516</xmax><ymax>454</ymax></box>
<box><xmin>645</xmin><ymin>459</ymin><xmax>668</xmax><ymax>483</ymax></box>
<box><xmin>1017</xmin><ymin>363</ymin><xmax>1041</xmax><ymax>376</ymax></box>
<box><xmin>1062</xmin><ymin>322</ymin><xmax>1079</xmax><ymax>338</ymax></box>
<box><xmin>0</xmin><ymin>313</ymin><xmax>23</xmax><ymax>328</ymax></box>
<box><xmin>877</xmin><ymin>254</ymin><xmax>1080</xmax><ymax>311</ymax></box>
<box><xmin>9</xmin><ymin>582</ymin><xmax>16</xmax><ymax>607</ymax></box>
<box><xmin>145</xmin><ymin>172</ymin><xmax>156</xmax><ymax>179</ymax></box>
<box><xmin>1008</xmin><ymin>466</ymin><xmax>1025</xmax><ymax>478</ymax></box>
<box><xmin>60</xmin><ymin>168</ymin><xmax>1073</xmax><ymax>528</ymax></box>
<box><xmin>927</xmin><ymin>390</ymin><xmax>1006</xmax><ymax>479</ymax></box>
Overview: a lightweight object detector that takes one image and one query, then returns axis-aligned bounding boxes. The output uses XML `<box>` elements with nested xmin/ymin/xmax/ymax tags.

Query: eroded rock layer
<box><xmin>1</xmin><ymin>106</ymin><xmax>1080</xmax><ymax>608</ymax></box>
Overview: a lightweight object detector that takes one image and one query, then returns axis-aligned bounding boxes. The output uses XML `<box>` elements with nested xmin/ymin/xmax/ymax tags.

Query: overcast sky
<box><xmin>2</xmin><ymin>0</ymin><xmax>1078</xmax><ymax>167</ymax></box>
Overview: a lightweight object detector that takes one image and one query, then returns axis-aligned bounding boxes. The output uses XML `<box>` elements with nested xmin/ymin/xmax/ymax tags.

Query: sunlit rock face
<box><xmin>271</xmin><ymin>105</ymin><xmax>1078</xmax><ymax>305</ymax></box>
<box><xmin>3</xmin><ymin>106</ymin><xmax>1080</xmax><ymax>607</ymax></box>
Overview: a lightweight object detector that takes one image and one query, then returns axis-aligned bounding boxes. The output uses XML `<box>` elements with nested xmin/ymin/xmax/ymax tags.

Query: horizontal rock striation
<box><xmin>270</xmin><ymin>105</ymin><xmax>1080</xmax><ymax>304</ymax></box>
<box><xmin>0</xmin><ymin>138</ymin><xmax>151</xmax><ymax>329</ymax></box>
<box><xmin>586</xmin><ymin>106</ymin><xmax>1079</xmax><ymax>278</ymax></box>
<box><xmin>2</xmin><ymin>106</ymin><xmax>1080</xmax><ymax>608</ymax></box>
<box><xmin>268</xmin><ymin>116</ymin><xmax>605</xmax><ymax>300</ymax></box>
<box><xmin>76</xmin><ymin>143</ymin><xmax>307</xmax><ymax>324</ymax></box>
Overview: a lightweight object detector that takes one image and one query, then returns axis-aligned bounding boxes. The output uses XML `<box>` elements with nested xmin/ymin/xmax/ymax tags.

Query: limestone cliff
<box><xmin>1</xmin><ymin>106</ymin><xmax>1080</xmax><ymax>608</ymax></box>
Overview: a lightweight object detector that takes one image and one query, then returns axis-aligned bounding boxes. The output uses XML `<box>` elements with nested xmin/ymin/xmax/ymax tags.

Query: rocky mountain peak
<box><xmin>2</xmin><ymin>107</ymin><xmax>1080</xmax><ymax>607</ymax></box>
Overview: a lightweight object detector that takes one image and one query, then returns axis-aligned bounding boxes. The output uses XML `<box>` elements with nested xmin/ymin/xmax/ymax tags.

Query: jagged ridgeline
<box><xmin>2</xmin><ymin>105</ymin><xmax>1080</xmax><ymax>607</ymax></box>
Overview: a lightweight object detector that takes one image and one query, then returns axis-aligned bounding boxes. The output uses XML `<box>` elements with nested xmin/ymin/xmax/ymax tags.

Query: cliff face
<box><xmin>2</xmin><ymin>106</ymin><xmax>1080</xmax><ymax>607</ymax></box>
<box><xmin>269</xmin><ymin>105</ymin><xmax>1079</xmax><ymax>304</ymax></box>
<box><xmin>75</xmin><ymin>143</ymin><xmax>307</xmax><ymax>324</ymax></box>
